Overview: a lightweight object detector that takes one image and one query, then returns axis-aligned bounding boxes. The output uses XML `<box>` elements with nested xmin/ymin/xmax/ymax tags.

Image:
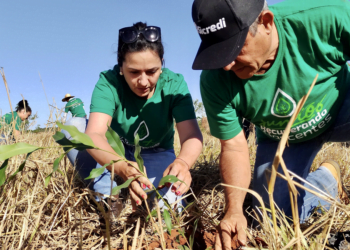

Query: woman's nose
<box><xmin>138</xmin><ymin>74</ymin><xmax>148</xmax><ymax>86</ymax></box>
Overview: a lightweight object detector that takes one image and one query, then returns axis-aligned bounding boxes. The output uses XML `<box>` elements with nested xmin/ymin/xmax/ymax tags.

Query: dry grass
<box><xmin>0</xmin><ymin>121</ymin><xmax>349</xmax><ymax>249</ymax></box>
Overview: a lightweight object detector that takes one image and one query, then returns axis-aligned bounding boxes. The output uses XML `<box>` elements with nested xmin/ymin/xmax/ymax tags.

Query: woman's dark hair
<box><xmin>117</xmin><ymin>22</ymin><xmax>164</xmax><ymax>66</ymax></box>
<box><xmin>15</xmin><ymin>100</ymin><xmax>32</xmax><ymax>113</ymax></box>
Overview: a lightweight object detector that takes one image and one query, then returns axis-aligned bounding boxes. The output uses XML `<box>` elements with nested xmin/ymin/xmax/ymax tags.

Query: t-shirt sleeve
<box><xmin>171</xmin><ymin>74</ymin><xmax>197</xmax><ymax>123</ymax></box>
<box><xmin>90</xmin><ymin>73</ymin><xmax>116</xmax><ymax>117</ymax></box>
<box><xmin>64</xmin><ymin>103</ymin><xmax>69</xmax><ymax>113</ymax></box>
<box><xmin>200</xmin><ymin>71</ymin><xmax>243</xmax><ymax>140</ymax></box>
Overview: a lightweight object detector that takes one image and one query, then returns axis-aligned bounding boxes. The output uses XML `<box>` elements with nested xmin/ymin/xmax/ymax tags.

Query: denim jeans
<box><xmin>61</xmin><ymin>117</ymin><xmax>181</xmax><ymax>209</ymax></box>
<box><xmin>253</xmin><ymin>86</ymin><xmax>350</xmax><ymax>223</ymax></box>
<box><xmin>0</xmin><ymin>134</ymin><xmax>6</xmax><ymax>144</ymax></box>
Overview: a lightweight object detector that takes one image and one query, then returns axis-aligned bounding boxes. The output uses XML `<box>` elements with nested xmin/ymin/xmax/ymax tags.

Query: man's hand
<box><xmin>114</xmin><ymin>161</ymin><xmax>152</xmax><ymax>211</ymax></box>
<box><xmin>216</xmin><ymin>130</ymin><xmax>250</xmax><ymax>249</ymax></box>
<box><xmin>159</xmin><ymin>159</ymin><xmax>192</xmax><ymax>196</ymax></box>
<box><xmin>215</xmin><ymin>211</ymin><xmax>247</xmax><ymax>250</ymax></box>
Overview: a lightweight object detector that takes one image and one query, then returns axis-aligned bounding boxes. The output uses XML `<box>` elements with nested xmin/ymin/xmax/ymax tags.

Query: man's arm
<box><xmin>216</xmin><ymin>129</ymin><xmax>251</xmax><ymax>250</ymax></box>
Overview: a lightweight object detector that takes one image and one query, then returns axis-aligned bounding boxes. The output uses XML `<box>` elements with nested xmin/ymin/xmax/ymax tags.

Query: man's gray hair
<box><xmin>249</xmin><ymin>0</ymin><xmax>269</xmax><ymax>36</ymax></box>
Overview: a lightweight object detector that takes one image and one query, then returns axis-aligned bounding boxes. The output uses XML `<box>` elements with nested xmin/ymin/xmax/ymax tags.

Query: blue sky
<box><xmin>0</xmin><ymin>0</ymin><xmax>283</xmax><ymax>127</ymax></box>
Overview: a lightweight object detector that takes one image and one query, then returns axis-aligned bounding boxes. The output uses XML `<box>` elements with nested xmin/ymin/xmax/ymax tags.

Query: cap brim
<box><xmin>62</xmin><ymin>96</ymin><xmax>74</xmax><ymax>102</ymax></box>
<box><xmin>192</xmin><ymin>27</ymin><xmax>249</xmax><ymax>70</ymax></box>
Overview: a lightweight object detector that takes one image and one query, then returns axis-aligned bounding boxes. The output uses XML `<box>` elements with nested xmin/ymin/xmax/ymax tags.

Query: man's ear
<box><xmin>259</xmin><ymin>10</ymin><xmax>274</xmax><ymax>35</ymax></box>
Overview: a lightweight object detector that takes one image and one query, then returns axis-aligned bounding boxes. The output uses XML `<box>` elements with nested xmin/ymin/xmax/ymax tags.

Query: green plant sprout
<box><xmin>0</xmin><ymin>121</ymin><xmax>191</xmax><ymax>248</ymax></box>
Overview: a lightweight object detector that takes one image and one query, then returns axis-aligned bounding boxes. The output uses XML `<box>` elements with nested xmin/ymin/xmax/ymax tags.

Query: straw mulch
<box><xmin>0</xmin><ymin>126</ymin><xmax>349</xmax><ymax>249</ymax></box>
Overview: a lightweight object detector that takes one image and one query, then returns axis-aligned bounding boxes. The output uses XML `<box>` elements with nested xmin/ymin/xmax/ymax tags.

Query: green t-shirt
<box><xmin>200</xmin><ymin>0</ymin><xmax>350</xmax><ymax>143</ymax></box>
<box><xmin>90</xmin><ymin>65</ymin><xmax>196</xmax><ymax>149</ymax></box>
<box><xmin>0</xmin><ymin>112</ymin><xmax>22</xmax><ymax>134</ymax></box>
<box><xmin>65</xmin><ymin>98</ymin><xmax>87</xmax><ymax>118</ymax></box>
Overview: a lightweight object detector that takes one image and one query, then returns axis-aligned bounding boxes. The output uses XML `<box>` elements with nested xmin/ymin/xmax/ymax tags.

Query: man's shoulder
<box><xmin>271</xmin><ymin>0</ymin><xmax>348</xmax><ymax>17</ymax></box>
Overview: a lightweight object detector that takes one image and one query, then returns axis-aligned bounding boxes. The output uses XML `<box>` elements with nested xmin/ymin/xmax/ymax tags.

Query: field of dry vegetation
<box><xmin>0</xmin><ymin>120</ymin><xmax>349</xmax><ymax>250</ymax></box>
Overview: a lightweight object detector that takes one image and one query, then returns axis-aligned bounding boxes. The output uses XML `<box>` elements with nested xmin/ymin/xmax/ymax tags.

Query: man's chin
<box><xmin>234</xmin><ymin>72</ymin><xmax>255</xmax><ymax>80</ymax></box>
<box><xmin>233</xmin><ymin>68</ymin><xmax>256</xmax><ymax>79</ymax></box>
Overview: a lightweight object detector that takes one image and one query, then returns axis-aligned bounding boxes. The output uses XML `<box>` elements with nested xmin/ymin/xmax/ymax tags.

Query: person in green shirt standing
<box><xmin>0</xmin><ymin>100</ymin><xmax>32</xmax><ymax>142</ymax></box>
<box><xmin>61</xmin><ymin>22</ymin><xmax>203</xmax><ymax>215</ymax></box>
<box><xmin>191</xmin><ymin>0</ymin><xmax>350</xmax><ymax>248</ymax></box>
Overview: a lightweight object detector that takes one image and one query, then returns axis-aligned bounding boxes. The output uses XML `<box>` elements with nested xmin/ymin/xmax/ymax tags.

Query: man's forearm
<box><xmin>220</xmin><ymin>140</ymin><xmax>251</xmax><ymax>213</ymax></box>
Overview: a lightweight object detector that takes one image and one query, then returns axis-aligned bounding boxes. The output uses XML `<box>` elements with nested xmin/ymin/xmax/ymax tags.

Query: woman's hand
<box><xmin>114</xmin><ymin>161</ymin><xmax>152</xmax><ymax>211</ymax></box>
<box><xmin>159</xmin><ymin>158</ymin><xmax>192</xmax><ymax>196</ymax></box>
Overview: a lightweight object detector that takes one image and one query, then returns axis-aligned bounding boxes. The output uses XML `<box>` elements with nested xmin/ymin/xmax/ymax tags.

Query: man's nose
<box><xmin>223</xmin><ymin>61</ymin><xmax>236</xmax><ymax>71</ymax></box>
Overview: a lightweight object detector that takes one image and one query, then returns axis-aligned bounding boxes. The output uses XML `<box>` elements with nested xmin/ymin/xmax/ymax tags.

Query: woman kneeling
<box><xmin>66</xmin><ymin>22</ymin><xmax>203</xmax><ymax>213</ymax></box>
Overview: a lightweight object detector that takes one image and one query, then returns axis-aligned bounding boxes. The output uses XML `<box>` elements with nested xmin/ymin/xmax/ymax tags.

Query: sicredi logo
<box><xmin>195</xmin><ymin>18</ymin><xmax>227</xmax><ymax>35</ymax></box>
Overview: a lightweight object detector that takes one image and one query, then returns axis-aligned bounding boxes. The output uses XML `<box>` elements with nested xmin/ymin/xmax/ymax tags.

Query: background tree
<box><xmin>193</xmin><ymin>99</ymin><xmax>206</xmax><ymax>120</ymax></box>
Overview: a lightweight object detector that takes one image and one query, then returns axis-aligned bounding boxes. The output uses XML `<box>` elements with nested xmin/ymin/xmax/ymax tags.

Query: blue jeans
<box><xmin>61</xmin><ymin>117</ymin><xmax>181</xmax><ymax>209</ymax></box>
<box><xmin>0</xmin><ymin>134</ymin><xmax>6</xmax><ymax>143</ymax></box>
<box><xmin>253</xmin><ymin>86</ymin><xmax>350</xmax><ymax>223</ymax></box>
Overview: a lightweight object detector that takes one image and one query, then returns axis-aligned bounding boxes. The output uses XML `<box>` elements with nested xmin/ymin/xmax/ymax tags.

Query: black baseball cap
<box><xmin>192</xmin><ymin>0</ymin><xmax>265</xmax><ymax>70</ymax></box>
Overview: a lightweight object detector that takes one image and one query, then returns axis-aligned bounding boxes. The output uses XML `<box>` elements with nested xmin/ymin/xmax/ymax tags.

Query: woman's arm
<box><xmin>85</xmin><ymin>112</ymin><xmax>152</xmax><ymax>209</ymax></box>
<box><xmin>85</xmin><ymin>112</ymin><xmax>119</xmax><ymax>168</ymax></box>
<box><xmin>161</xmin><ymin>119</ymin><xmax>203</xmax><ymax>195</ymax></box>
<box><xmin>13</xmin><ymin>129</ymin><xmax>21</xmax><ymax>138</ymax></box>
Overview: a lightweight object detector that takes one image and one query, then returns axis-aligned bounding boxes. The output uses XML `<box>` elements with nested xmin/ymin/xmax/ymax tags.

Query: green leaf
<box><xmin>0</xmin><ymin>159</ymin><xmax>9</xmax><ymax>186</ymax></box>
<box><xmin>163</xmin><ymin>209</ymin><xmax>173</xmax><ymax>235</ymax></box>
<box><xmin>53</xmin><ymin>153</ymin><xmax>65</xmax><ymax>172</ymax></box>
<box><xmin>57</xmin><ymin>169</ymin><xmax>64</xmax><ymax>176</ymax></box>
<box><xmin>105</xmin><ymin>126</ymin><xmax>125</xmax><ymax>157</ymax></box>
<box><xmin>85</xmin><ymin>160</ymin><xmax>122</xmax><ymax>180</ymax></box>
<box><xmin>177</xmin><ymin>246</ymin><xmax>190</xmax><ymax>250</ymax></box>
<box><xmin>190</xmin><ymin>218</ymin><xmax>199</xmax><ymax>249</ymax></box>
<box><xmin>111</xmin><ymin>177</ymin><xmax>138</xmax><ymax>195</ymax></box>
<box><xmin>175</xmin><ymin>234</ymin><xmax>181</xmax><ymax>244</ymax></box>
<box><xmin>52</xmin><ymin>131</ymin><xmax>73</xmax><ymax>146</ymax></box>
<box><xmin>158</xmin><ymin>175</ymin><xmax>186</xmax><ymax>187</ymax></box>
<box><xmin>8</xmin><ymin>152</ymin><xmax>33</xmax><ymax>182</ymax></box>
<box><xmin>56</xmin><ymin>122</ymin><xmax>95</xmax><ymax>148</ymax></box>
<box><xmin>45</xmin><ymin>150</ymin><xmax>71</xmax><ymax>187</ymax></box>
<box><xmin>184</xmin><ymin>201</ymin><xmax>194</xmax><ymax>210</ymax></box>
<box><xmin>44</xmin><ymin>174</ymin><xmax>53</xmax><ymax>187</ymax></box>
<box><xmin>146</xmin><ymin>209</ymin><xmax>157</xmax><ymax>222</ymax></box>
<box><xmin>134</xmin><ymin>134</ymin><xmax>144</xmax><ymax>174</ymax></box>
<box><xmin>85</xmin><ymin>166</ymin><xmax>106</xmax><ymax>180</ymax></box>
<box><xmin>205</xmin><ymin>247</ymin><xmax>213</xmax><ymax>250</ymax></box>
<box><xmin>0</xmin><ymin>143</ymin><xmax>40</xmax><ymax>161</ymax></box>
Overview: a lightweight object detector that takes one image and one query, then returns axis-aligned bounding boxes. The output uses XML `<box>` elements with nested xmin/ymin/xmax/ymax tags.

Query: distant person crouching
<box><xmin>0</xmin><ymin>100</ymin><xmax>32</xmax><ymax>142</ymax></box>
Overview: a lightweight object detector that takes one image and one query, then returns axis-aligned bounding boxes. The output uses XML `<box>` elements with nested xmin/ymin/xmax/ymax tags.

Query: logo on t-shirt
<box><xmin>134</xmin><ymin>121</ymin><xmax>149</xmax><ymax>141</ymax></box>
<box><xmin>271</xmin><ymin>88</ymin><xmax>296</xmax><ymax>118</ymax></box>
